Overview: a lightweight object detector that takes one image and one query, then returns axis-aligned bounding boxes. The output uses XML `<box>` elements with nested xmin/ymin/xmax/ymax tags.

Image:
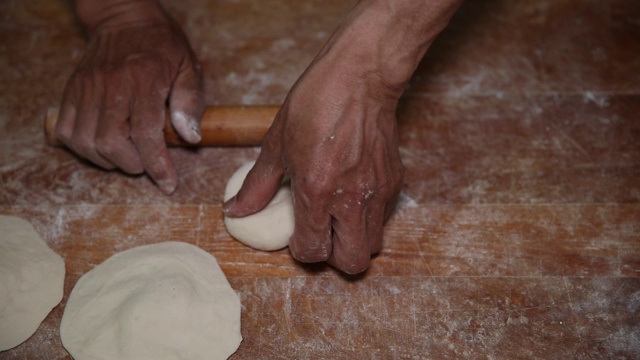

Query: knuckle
<box><xmin>129</xmin><ymin>127</ymin><xmax>154</xmax><ymax>143</ymax></box>
<box><xmin>78</xmin><ymin>62</ymin><xmax>126</xmax><ymax>82</ymax></box>
<box><xmin>94</xmin><ymin>136</ymin><xmax>119</xmax><ymax>157</ymax></box>
<box><xmin>70</xmin><ymin>135</ymin><xmax>95</xmax><ymax>155</ymax></box>
<box><xmin>298</xmin><ymin>177</ymin><xmax>332</xmax><ymax>201</ymax></box>
<box><xmin>126</xmin><ymin>54</ymin><xmax>168</xmax><ymax>75</ymax></box>
<box><xmin>54</xmin><ymin>126</ymin><xmax>73</xmax><ymax>144</ymax></box>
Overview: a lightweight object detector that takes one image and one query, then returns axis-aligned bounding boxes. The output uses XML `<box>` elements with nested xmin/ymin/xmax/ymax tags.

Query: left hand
<box><xmin>56</xmin><ymin>0</ymin><xmax>204</xmax><ymax>194</ymax></box>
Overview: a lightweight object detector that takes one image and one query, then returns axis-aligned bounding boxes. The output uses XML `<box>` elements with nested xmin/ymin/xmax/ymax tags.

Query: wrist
<box><xmin>74</xmin><ymin>0</ymin><xmax>169</xmax><ymax>36</ymax></box>
<box><xmin>321</xmin><ymin>0</ymin><xmax>462</xmax><ymax>94</ymax></box>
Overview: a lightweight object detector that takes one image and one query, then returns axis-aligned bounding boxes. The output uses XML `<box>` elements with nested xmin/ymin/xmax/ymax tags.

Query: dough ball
<box><xmin>224</xmin><ymin>161</ymin><xmax>294</xmax><ymax>251</ymax></box>
<box><xmin>0</xmin><ymin>215</ymin><xmax>65</xmax><ymax>351</ymax></box>
<box><xmin>60</xmin><ymin>241</ymin><xmax>242</xmax><ymax>360</ymax></box>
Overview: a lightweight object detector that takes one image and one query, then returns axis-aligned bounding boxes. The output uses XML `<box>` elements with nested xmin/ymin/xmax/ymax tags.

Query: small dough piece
<box><xmin>60</xmin><ymin>241</ymin><xmax>242</xmax><ymax>360</ymax></box>
<box><xmin>0</xmin><ymin>215</ymin><xmax>65</xmax><ymax>351</ymax></box>
<box><xmin>224</xmin><ymin>161</ymin><xmax>294</xmax><ymax>251</ymax></box>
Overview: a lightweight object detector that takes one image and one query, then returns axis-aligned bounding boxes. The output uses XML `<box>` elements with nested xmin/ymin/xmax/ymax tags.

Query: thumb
<box><xmin>169</xmin><ymin>58</ymin><xmax>204</xmax><ymax>144</ymax></box>
<box><xmin>224</xmin><ymin>158</ymin><xmax>286</xmax><ymax>218</ymax></box>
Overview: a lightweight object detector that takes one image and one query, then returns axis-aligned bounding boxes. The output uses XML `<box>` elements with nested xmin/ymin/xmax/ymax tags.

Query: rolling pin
<box><xmin>44</xmin><ymin>105</ymin><xmax>280</xmax><ymax>147</ymax></box>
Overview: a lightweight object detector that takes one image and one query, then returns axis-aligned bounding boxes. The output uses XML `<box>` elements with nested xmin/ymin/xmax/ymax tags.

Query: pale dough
<box><xmin>224</xmin><ymin>161</ymin><xmax>294</xmax><ymax>251</ymax></box>
<box><xmin>0</xmin><ymin>215</ymin><xmax>65</xmax><ymax>351</ymax></box>
<box><xmin>60</xmin><ymin>241</ymin><xmax>242</xmax><ymax>360</ymax></box>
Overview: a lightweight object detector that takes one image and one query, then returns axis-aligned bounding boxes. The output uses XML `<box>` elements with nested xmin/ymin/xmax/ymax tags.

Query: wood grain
<box><xmin>0</xmin><ymin>0</ymin><xmax>638</xmax><ymax>359</ymax></box>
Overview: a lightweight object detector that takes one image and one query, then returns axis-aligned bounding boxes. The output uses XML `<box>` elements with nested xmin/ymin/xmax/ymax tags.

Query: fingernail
<box><xmin>190</xmin><ymin>122</ymin><xmax>202</xmax><ymax>142</ymax></box>
<box><xmin>223</xmin><ymin>196</ymin><xmax>237</xmax><ymax>214</ymax></box>
<box><xmin>171</xmin><ymin>111</ymin><xmax>201</xmax><ymax>144</ymax></box>
<box><xmin>157</xmin><ymin>178</ymin><xmax>177</xmax><ymax>195</ymax></box>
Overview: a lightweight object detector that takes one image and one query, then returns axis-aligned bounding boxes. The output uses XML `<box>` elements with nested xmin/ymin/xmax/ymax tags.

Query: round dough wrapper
<box><xmin>224</xmin><ymin>161</ymin><xmax>294</xmax><ymax>251</ymax></box>
<box><xmin>0</xmin><ymin>215</ymin><xmax>65</xmax><ymax>351</ymax></box>
<box><xmin>60</xmin><ymin>241</ymin><xmax>242</xmax><ymax>360</ymax></box>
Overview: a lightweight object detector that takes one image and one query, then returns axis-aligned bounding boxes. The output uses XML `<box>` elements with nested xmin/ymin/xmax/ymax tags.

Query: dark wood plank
<box><xmin>1</xmin><ymin>0</ymin><xmax>639</xmax><ymax>358</ymax></box>
<box><xmin>2</xmin><ymin>203</ymin><xmax>638</xmax><ymax>358</ymax></box>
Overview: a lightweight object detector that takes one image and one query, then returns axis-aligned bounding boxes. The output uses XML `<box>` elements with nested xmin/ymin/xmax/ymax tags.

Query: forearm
<box><xmin>74</xmin><ymin>0</ymin><xmax>168</xmax><ymax>35</ymax></box>
<box><xmin>319</xmin><ymin>0</ymin><xmax>462</xmax><ymax>93</ymax></box>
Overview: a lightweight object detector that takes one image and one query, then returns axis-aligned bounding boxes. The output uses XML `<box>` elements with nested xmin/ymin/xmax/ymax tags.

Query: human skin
<box><xmin>224</xmin><ymin>0</ymin><xmax>463</xmax><ymax>274</ymax></box>
<box><xmin>60</xmin><ymin>0</ymin><xmax>462</xmax><ymax>274</ymax></box>
<box><xmin>56</xmin><ymin>0</ymin><xmax>204</xmax><ymax>194</ymax></box>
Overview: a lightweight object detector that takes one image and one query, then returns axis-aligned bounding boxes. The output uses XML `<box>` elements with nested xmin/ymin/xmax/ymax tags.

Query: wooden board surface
<box><xmin>1</xmin><ymin>0</ymin><xmax>639</xmax><ymax>359</ymax></box>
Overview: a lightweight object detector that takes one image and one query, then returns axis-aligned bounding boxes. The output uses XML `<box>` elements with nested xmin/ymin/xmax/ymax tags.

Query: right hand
<box><xmin>223</xmin><ymin>0</ymin><xmax>463</xmax><ymax>273</ymax></box>
<box><xmin>223</xmin><ymin>3</ymin><xmax>409</xmax><ymax>274</ymax></box>
<box><xmin>56</xmin><ymin>0</ymin><xmax>204</xmax><ymax>194</ymax></box>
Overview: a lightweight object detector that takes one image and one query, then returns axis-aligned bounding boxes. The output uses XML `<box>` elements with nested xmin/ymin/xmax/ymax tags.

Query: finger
<box><xmin>94</xmin><ymin>88</ymin><xmax>144</xmax><ymax>175</ymax></box>
<box><xmin>223</xmin><ymin>155</ymin><xmax>286</xmax><ymax>217</ymax></box>
<box><xmin>327</xmin><ymin>199</ymin><xmax>371</xmax><ymax>274</ymax></box>
<box><xmin>384</xmin><ymin>185</ymin><xmax>402</xmax><ymax>221</ymax></box>
<box><xmin>70</xmin><ymin>84</ymin><xmax>116</xmax><ymax>170</ymax></box>
<box><xmin>169</xmin><ymin>58</ymin><xmax>204</xmax><ymax>144</ymax></box>
<box><xmin>130</xmin><ymin>85</ymin><xmax>176</xmax><ymax>194</ymax></box>
<box><xmin>366</xmin><ymin>199</ymin><xmax>387</xmax><ymax>256</ymax></box>
<box><xmin>288</xmin><ymin>180</ymin><xmax>333</xmax><ymax>264</ymax></box>
<box><xmin>55</xmin><ymin>80</ymin><xmax>78</xmax><ymax>146</ymax></box>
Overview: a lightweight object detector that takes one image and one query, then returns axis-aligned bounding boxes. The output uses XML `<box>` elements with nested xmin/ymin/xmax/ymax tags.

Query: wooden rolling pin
<box><xmin>44</xmin><ymin>105</ymin><xmax>280</xmax><ymax>147</ymax></box>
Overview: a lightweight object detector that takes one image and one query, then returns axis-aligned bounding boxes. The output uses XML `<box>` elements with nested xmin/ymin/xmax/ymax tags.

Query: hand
<box><xmin>223</xmin><ymin>0</ymin><xmax>463</xmax><ymax>273</ymax></box>
<box><xmin>224</xmin><ymin>44</ymin><xmax>405</xmax><ymax>275</ymax></box>
<box><xmin>56</xmin><ymin>0</ymin><xmax>203</xmax><ymax>194</ymax></box>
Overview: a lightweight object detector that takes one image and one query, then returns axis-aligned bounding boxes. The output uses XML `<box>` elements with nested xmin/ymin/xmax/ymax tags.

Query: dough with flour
<box><xmin>60</xmin><ymin>241</ymin><xmax>242</xmax><ymax>360</ymax></box>
<box><xmin>0</xmin><ymin>215</ymin><xmax>65</xmax><ymax>351</ymax></box>
<box><xmin>224</xmin><ymin>161</ymin><xmax>294</xmax><ymax>251</ymax></box>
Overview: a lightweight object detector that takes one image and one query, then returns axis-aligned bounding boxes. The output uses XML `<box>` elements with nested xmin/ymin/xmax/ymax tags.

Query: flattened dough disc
<box><xmin>0</xmin><ymin>215</ymin><xmax>65</xmax><ymax>351</ymax></box>
<box><xmin>60</xmin><ymin>241</ymin><xmax>242</xmax><ymax>360</ymax></box>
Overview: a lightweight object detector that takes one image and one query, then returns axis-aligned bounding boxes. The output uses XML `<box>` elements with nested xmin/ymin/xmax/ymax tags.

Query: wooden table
<box><xmin>1</xmin><ymin>0</ymin><xmax>638</xmax><ymax>358</ymax></box>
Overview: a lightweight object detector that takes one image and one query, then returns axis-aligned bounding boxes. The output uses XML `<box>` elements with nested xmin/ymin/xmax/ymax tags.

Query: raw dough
<box><xmin>60</xmin><ymin>241</ymin><xmax>242</xmax><ymax>360</ymax></box>
<box><xmin>0</xmin><ymin>215</ymin><xmax>65</xmax><ymax>351</ymax></box>
<box><xmin>224</xmin><ymin>161</ymin><xmax>294</xmax><ymax>251</ymax></box>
